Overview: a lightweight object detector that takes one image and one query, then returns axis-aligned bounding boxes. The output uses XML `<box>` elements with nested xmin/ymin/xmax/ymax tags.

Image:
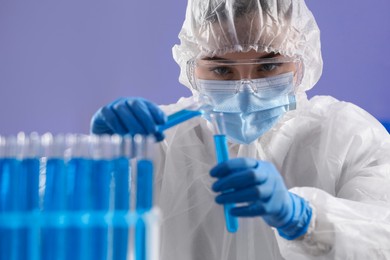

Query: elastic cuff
<box><xmin>277</xmin><ymin>195</ymin><xmax>313</xmax><ymax>240</ymax></box>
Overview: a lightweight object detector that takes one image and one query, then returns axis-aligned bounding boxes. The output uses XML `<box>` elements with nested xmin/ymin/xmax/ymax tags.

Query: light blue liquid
<box><xmin>135</xmin><ymin>219</ymin><xmax>146</xmax><ymax>260</ymax></box>
<box><xmin>113</xmin><ymin>157</ymin><xmax>130</xmax><ymax>260</ymax></box>
<box><xmin>0</xmin><ymin>158</ymin><xmax>26</xmax><ymax>260</ymax></box>
<box><xmin>0</xmin><ymin>158</ymin><xmax>21</xmax><ymax>212</ymax></box>
<box><xmin>157</xmin><ymin>109</ymin><xmax>203</xmax><ymax>132</ymax></box>
<box><xmin>213</xmin><ymin>135</ymin><xmax>239</xmax><ymax>233</ymax></box>
<box><xmin>44</xmin><ymin>159</ymin><xmax>67</xmax><ymax>211</ymax></box>
<box><xmin>66</xmin><ymin>158</ymin><xmax>92</xmax><ymax>260</ymax></box>
<box><xmin>90</xmin><ymin>159</ymin><xmax>112</xmax><ymax>260</ymax></box>
<box><xmin>21</xmin><ymin>158</ymin><xmax>40</xmax><ymax>260</ymax></box>
<box><xmin>42</xmin><ymin>158</ymin><xmax>67</xmax><ymax>260</ymax></box>
<box><xmin>0</xmin><ymin>158</ymin><xmax>4</xmax><ymax>260</ymax></box>
<box><xmin>1</xmin><ymin>154</ymin><xmax>133</xmax><ymax>260</ymax></box>
<box><xmin>0</xmin><ymin>158</ymin><xmax>22</xmax><ymax>260</ymax></box>
<box><xmin>135</xmin><ymin>159</ymin><xmax>153</xmax><ymax>260</ymax></box>
<box><xmin>136</xmin><ymin>159</ymin><xmax>153</xmax><ymax>213</ymax></box>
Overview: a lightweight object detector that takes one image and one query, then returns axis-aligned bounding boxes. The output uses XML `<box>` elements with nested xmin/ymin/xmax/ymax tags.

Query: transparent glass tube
<box><xmin>41</xmin><ymin>133</ymin><xmax>67</xmax><ymax>260</ymax></box>
<box><xmin>210</xmin><ymin>113</ymin><xmax>239</xmax><ymax>233</ymax></box>
<box><xmin>134</xmin><ymin>134</ymin><xmax>155</xmax><ymax>260</ymax></box>
<box><xmin>110</xmin><ymin>134</ymin><xmax>131</xmax><ymax>260</ymax></box>
<box><xmin>20</xmin><ymin>133</ymin><xmax>41</xmax><ymax>260</ymax></box>
<box><xmin>157</xmin><ymin>108</ymin><xmax>203</xmax><ymax>132</ymax></box>
<box><xmin>0</xmin><ymin>135</ymin><xmax>22</xmax><ymax>260</ymax></box>
<box><xmin>90</xmin><ymin>135</ymin><xmax>112</xmax><ymax>260</ymax></box>
<box><xmin>156</xmin><ymin>95</ymin><xmax>213</xmax><ymax>133</ymax></box>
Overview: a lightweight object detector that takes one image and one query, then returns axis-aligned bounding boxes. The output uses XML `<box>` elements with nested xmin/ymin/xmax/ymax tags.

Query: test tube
<box><xmin>90</xmin><ymin>134</ymin><xmax>114</xmax><ymax>260</ymax></box>
<box><xmin>157</xmin><ymin>108</ymin><xmax>203</xmax><ymax>132</ymax></box>
<box><xmin>18</xmin><ymin>133</ymin><xmax>41</xmax><ymax>212</ymax></box>
<box><xmin>19</xmin><ymin>133</ymin><xmax>41</xmax><ymax>260</ymax></box>
<box><xmin>41</xmin><ymin>133</ymin><xmax>67</xmax><ymax>260</ymax></box>
<box><xmin>210</xmin><ymin>113</ymin><xmax>239</xmax><ymax>233</ymax></box>
<box><xmin>0</xmin><ymin>135</ymin><xmax>23</xmax><ymax>260</ymax></box>
<box><xmin>0</xmin><ymin>135</ymin><xmax>6</xmax><ymax>211</ymax></box>
<box><xmin>65</xmin><ymin>134</ymin><xmax>92</xmax><ymax>260</ymax></box>
<box><xmin>156</xmin><ymin>96</ymin><xmax>212</xmax><ymax>133</ymax></box>
<box><xmin>134</xmin><ymin>135</ymin><xmax>154</xmax><ymax>214</ymax></box>
<box><xmin>42</xmin><ymin>134</ymin><xmax>67</xmax><ymax>211</ymax></box>
<box><xmin>134</xmin><ymin>135</ymin><xmax>154</xmax><ymax>260</ymax></box>
<box><xmin>0</xmin><ymin>135</ymin><xmax>5</xmax><ymax>260</ymax></box>
<box><xmin>112</xmin><ymin>135</ymin><xmax>131</xmax><ymax>260</ymax></box>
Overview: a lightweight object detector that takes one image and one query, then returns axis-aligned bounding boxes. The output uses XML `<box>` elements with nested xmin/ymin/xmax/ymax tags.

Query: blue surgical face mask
<box><xmin>198</xmin><ymin>72</ymin><xmax>296</xmax><ymax>144</ymax></box>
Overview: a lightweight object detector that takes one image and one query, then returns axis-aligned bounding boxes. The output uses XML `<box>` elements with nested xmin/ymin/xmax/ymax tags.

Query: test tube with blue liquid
<box><xmin>112</xmin><ymin>135</ymin><xmax>132</xmax><ymax>260</ymax></box>
<box><xmin>0</xmin><ymin>135</ymin><xmax>23</xmax><ymax>260</ymax></box>
<box><xmin>134</xmin><ymin>135</ymin><xmax>154</xmax><ymax>260</ymax></box>
<box><xmin>90</xmin><ymin>135</ymin><xmax>116</xmax><ymax>260</ymax></box>
<box><xmin>19</xmin><ymin>133</ymin><xmax>41</xmax><ymax>213</ymax></box>
<box><xmin>157</xmin><ymin>97</ymin><xmax>210</xmax><ymax>133</ymax></box>
<box><xmin>42</xmin><ymin>134</ymin><xmax>67</xmax><ymax>260</ymax></box>
<box><xmin>210</xmin><ymin>113</ymin><xmax>239</xmax><ymax>233</ymax></box>
<box><xmin>19</xmin><ymin>133</ymin><xmax>41</xmax><ymax>260</ymax></box>
<box><xmin>65</xmin><ymin>134</ymin><xmax>93</xmax><ymax>260</ymax></box>
<box><xmin>0</xmin><ymin>133</ymin><xmax>30</xmax><ymax>260</ymax></box>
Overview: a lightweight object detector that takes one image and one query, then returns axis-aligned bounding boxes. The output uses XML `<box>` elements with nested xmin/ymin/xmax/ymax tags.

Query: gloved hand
<box><xmin>210</xmin><ymin>158</ymin><xmax>312</xmax><ymax>240</ymax></box>
<box><xmin>90</xmin><ymin>97</ymin><xmax>167</xmax><ymax>141</ymax></box>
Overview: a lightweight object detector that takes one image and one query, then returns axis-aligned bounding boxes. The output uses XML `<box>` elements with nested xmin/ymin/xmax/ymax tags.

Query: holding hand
<box><xmin>210</xmin><ymin>158</ymin><xmax>312</xmax><ymax>240</ymax></box>
<box><xmin>90</xmin><ymin>97</ymin><xmax>167</xmax><ymax>141</ymax></box>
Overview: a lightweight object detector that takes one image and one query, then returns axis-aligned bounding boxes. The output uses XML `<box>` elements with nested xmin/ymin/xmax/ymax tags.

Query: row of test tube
<box><xmin>0</xmin><ymin>132</ymin><xmax>158</xmax><ymax>260</ymax></box>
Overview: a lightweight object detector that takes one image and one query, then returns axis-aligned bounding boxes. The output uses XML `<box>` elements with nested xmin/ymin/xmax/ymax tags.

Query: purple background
<box><xmin>0</xmin><ymin>1</ymin><xmax>389</xmax><ymax>135</ymax></box>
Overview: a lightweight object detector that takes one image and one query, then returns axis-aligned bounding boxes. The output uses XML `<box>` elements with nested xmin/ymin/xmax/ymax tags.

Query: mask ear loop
<box><xmin>293</xmin><ymin>59</ymin><xmax>304</xmax><ymax>93</ymax></box>
<box><xmin>186</xmin><ymin>59</ymin><xmax>198</xmax><ymax>91</ymax></box>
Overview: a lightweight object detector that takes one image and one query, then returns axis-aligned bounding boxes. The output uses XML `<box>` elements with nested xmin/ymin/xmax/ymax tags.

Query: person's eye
<box><xmin>257</xmin><ymin>63</ymin><xmax>281</xmax><ymax>72</ymax></box>
<box><xmin>209</xmin><ymin>66</ymin><xmax>232</xmax><ymax>76</ymax></box>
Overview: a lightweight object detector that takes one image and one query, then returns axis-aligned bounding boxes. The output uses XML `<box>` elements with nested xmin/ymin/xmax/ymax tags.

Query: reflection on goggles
<box><xmin>197</xmin><ymin>72</ymin><xmax>295</xmax><ymax>94</ymax></box>
<box><xmin>194</xmin><ymin>58</ymin><xmax>300</xmax><ymax>81</ymax></box>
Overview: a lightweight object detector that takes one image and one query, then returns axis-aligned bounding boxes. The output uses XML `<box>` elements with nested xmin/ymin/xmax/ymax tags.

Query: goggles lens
<box><xmin>188</xmin><ymin>56</ymin><xmax>302</xmax><ymax>90</ymax></box>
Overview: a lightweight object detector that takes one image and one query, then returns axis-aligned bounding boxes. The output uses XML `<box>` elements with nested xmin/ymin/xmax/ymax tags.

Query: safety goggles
<box><xmin>187</xmin><ymin>56</ymin><xmax>303</xmax><ymax>91</ymax></box>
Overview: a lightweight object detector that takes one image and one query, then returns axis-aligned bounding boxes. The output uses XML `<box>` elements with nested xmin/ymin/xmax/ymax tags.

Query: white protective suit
<box><xmin>153</xmin><ymin>0</ymin><xmax>390</xmax><ymax>259</ymax></box>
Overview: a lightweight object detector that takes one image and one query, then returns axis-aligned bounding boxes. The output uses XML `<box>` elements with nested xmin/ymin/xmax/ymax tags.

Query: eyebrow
<box><xmin>202</xmin><ymin>52</ymin><xmax>281</xmax><ymax>61</ymax></box>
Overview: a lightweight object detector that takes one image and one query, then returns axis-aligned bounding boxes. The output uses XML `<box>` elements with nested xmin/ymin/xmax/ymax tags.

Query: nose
<box><xmin>235</xmin><ymin>79</ymin><xmax>257</xmax><ymax>94</ymax></box>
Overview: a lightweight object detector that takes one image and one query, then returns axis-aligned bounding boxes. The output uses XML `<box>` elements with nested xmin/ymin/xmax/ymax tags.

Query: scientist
<box><xmin>91</xmin><ymin>0</ymin><xmax>390</xmax><ymax>259</ymax></box>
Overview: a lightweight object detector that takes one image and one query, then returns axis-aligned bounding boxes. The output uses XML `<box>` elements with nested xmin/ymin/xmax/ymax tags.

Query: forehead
<box><xmin>202</xmin><ymin>50</ymin><xmax>281</xmax><ymax>60</ymax></box>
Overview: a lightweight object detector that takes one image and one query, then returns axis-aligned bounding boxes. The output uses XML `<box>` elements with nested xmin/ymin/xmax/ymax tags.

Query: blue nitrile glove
<box><xmin>211</xmin><ymin>158</ymin><xmax>312</xmax><ymax>240</ymax></box>
<box><xmin>90</xmin><ymin>97</ymin><xmax>167</xmax><ymax>141</ymax></box>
